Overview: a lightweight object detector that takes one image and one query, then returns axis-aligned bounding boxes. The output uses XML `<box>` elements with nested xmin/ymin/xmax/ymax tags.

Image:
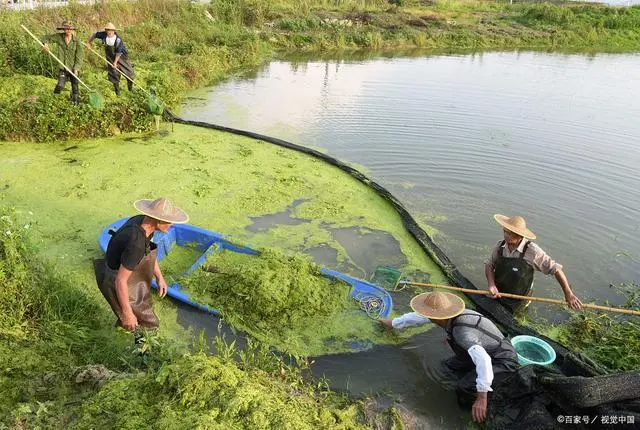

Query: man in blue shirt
<box><xmin>88</xmin><ymin>22</ymin><xmax>135</xmax><ymax>95</ymax></box>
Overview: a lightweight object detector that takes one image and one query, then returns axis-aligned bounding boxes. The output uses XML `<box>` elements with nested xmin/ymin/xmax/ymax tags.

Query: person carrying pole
<box><xmin>88</xmin><ymin>22</ymin><xmax>135</xmax><ymax>96</ymax></box>
<box><xmin>41</xmin><ymin>20</ymin><xmax>84</xmax><ymax>104</ymax></box>
<box><xmin>485</xmin><ymin>214</ymin><xmax>582</xmax><ymax>313</ymax></box>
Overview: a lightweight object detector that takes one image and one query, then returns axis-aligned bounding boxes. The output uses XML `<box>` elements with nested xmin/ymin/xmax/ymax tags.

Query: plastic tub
<box><xmin>511</xmin><ymin>335</ymin><xmax>557</xmax><ymax>366</ymax></box>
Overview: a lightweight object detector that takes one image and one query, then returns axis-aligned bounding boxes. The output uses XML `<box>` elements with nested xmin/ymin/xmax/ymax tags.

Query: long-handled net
<box><xmin>21</xmin><ymin>24</ymin><xmax>104</xmax><ymax>109</ymax></box>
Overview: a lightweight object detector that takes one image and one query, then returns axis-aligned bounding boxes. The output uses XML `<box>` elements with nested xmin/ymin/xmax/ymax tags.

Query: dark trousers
<box><xmin>54</xmin><ymin>69</ymin><xmax>79</xmax><ymax>101</ymax></box>
<box><xmin>443</xmin><ymin>355</ymin><xmax>517</xmax><ymax>407</ymax></box>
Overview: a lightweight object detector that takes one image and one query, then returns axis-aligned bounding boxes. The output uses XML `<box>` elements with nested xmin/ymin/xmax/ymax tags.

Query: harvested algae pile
<box><xmin>0</xmin><ymin>208</ymin><xmax>396</xmax><ymax>429</ymax></box>
<box><xmin>182</xmin><ymin>248</ymin><xmax>380</xmax><ymax>356</ymax></box>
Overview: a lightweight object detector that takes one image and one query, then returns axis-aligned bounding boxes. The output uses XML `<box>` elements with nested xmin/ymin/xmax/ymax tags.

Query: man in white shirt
<box><xmin>381</xmin><ymin>292</ymin><xmax>518</xmax><ymax>424</ymax></box>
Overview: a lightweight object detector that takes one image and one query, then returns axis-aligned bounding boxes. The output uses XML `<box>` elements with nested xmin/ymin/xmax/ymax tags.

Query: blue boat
<box><xmin>99</xmin><ymin>218</ymin><xmax>393</xmax><ymax>319</ymax></box>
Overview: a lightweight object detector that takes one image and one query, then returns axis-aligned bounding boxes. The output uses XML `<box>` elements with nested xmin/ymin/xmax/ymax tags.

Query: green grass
<box><xmin>0</xmin><ymin>207</ymin><xmax>404</xmax><ymax>428</ymax></box>
<box><xmin>1</xmin><ymin>0</ymin><xmax>640</xmax><ymax>141</ymax></box>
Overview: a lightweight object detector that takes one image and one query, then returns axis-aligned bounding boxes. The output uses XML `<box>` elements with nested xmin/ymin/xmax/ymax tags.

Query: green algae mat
<box><xmin>0</xmin><ymin>123</ymin><xmax>451</xmax><ymax>355</ymax></box>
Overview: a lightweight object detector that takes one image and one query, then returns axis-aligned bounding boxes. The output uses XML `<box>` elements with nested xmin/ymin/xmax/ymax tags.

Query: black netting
<box><xmin>165</xmin><ymin>111</ymin><xmax>640</xmax><ymax>422</ymax></box>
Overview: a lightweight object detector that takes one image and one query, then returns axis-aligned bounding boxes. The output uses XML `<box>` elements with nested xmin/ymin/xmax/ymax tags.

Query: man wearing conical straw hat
<box><xmin>88</xmin><ymin>22</ymin><xmax>135</xmax><ymax>95</ymax></box>
<box><xmin>41</xmin><ymin>20</ymin><xmax>84</xmax><ymax>104</ymax></box>
<box><xmin>486</xmin><ymin>214</ymin><xmax>582</xmax><ymax>312</ymax></box>
<box><xmin>93</xmin><ymin>198</ymin><xmax>188</xmax><ymax>334</ymax></box>
<box><xmin>381</xmin><ymin>292</ymin><xmax>518</xmax><ymax>424</ymax></box>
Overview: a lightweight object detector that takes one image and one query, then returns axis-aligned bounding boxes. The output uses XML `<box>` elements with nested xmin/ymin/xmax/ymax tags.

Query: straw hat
<box><xmin>410</xmin><ymin>292</ymin><xmax>465</xmax><ymax>320</ymax></box>
<box><xmin>494</xmin><ymin>214</ymin><xmax>536</xmax><ymax>240</ymax></box>
<box><xmin>57</xmin><ymin>20</ymin><xmax>76</xmax><ymax>30</ymax></box>
<box><xmin>133</xmin><ymin>198</ymin><xmax>189</xmax><ymax>224</ymax></box>
<box><xmin>104</xmin><ymin>22</ymin><xmax>117</xmax><ymax>31</ymax></box>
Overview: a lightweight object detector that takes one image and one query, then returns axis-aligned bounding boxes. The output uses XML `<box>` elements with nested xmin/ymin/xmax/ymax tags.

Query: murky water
<box><xmin>178</xmin><ymin>51</ymin><xmax>640</xmax><ymax>428</ymax></box>
<box><xmin>176</xmin><ymin>301</ymin><xmax>470</xmax><ymax>429</ymax></box>
<box><xmin>181</xmin><ymin>51</ymin><xmax>640</xmax><ymax>318</ymax></box>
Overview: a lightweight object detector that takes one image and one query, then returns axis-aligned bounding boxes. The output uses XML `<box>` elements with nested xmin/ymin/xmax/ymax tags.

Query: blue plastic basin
<box><xmin>511</xmin><ymin>335</ymin><xmax>556</xmax><ymax>366</ymax></box>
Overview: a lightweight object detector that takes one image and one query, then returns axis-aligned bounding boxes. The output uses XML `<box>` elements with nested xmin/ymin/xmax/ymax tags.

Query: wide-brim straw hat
<box><xmin>134</xmin><ymin>198</ymin><xmax>189</xmax><ymax>224</ymax></box>
<box><xmin>410</xmin><ymin>291</ymin><xmax>465</xmax><ymax>320</ymax></box>
<box><xmin>104</xmin><ymin>22</ymin><xmax>117</xmax><ymax>31</ymax></box>
<box><xmin>57</xmin><ymin>20</ymin><xmax>76</xmax><ymax>30</ymax></box>
<box><xmin>494</xmin><ymin>214</ymin><xmax>536</xmax><ymax>240</ymax></box>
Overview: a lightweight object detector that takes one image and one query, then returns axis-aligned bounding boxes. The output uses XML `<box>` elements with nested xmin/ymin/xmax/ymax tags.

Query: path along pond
<box><xmin>177</xmin><ymin>51</ymin><xmax>640</xmax><ymax>428</ymax></box>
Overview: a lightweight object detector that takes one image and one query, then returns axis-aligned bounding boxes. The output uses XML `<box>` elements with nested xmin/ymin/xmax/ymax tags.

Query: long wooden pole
<box><xmin>85</xmin><ymin>43</ymin><xmax>167</xmax><ymax>106</ymax></box>
<box><xmin>399</xmin><ymin>281</ymin><xmax>640</xmax><ymax>317</ymax></box>
<box><xmin>21</xmin><ymin>24</ymin><xmax>93</xmax><ymax>92</ymax></box>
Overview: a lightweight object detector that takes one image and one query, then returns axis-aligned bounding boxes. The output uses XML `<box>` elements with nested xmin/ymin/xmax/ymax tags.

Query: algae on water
<box><xmin>159</xmin><ymin>244</ymin><xmax>202</xmax><ymax>284</ymax></box>
<box><xmin>182</xmin><ymin>247</ymin><xmax>392</xmax><ymax>355</ymax></box>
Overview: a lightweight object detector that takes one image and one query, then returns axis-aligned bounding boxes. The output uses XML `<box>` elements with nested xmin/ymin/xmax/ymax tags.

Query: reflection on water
<box><xmin>181</xmin><ymin>51</ymin><xmax>640</xmax><ymax>322</ymax></box>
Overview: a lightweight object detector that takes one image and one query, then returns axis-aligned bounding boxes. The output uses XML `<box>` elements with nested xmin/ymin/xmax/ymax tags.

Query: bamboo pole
<box><xmin>399</xmin><ymin>281</ymin><xmax>640</xmax><ymax>316</ymax></box>
<box><xmin>21</xmin><ymin>24</ymin><xmax>93</xmax><ymax>92</ymax></box>
<box><xmin>85</xmin><ymin>42</ymin><xmax>166</xmax><ymax>106</ymax></box>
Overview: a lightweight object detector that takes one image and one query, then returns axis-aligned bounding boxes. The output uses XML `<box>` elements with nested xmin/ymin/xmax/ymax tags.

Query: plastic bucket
<box><xmin>511</xmin><ymin>335</ymin><xmax>556</xmax><ymax>366</ymax></box>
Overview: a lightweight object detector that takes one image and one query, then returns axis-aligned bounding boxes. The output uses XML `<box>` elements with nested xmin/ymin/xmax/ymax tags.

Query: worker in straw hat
<box><xmin>41</xmin><ymin>20</ymin><xmax>84</xmax><ymax>104</ymax></box>
<box><xmin>486</xmin><ymin>214</ymin><xmax>582</xmax><ymax>312</ymax></box>
<box><xmin>88</xmin><ymin>22</ymin><xmax>135</xmax><ymax>95</ymax></box>
<box><xmin>381</xmin><ymin>292</ymin><xmax>518</xmax><ymax>424</ymax></box>
<box><xmin>93</xmin><ymin>198</ymin><xmax>188</xmax><ymax>334</ymax></box>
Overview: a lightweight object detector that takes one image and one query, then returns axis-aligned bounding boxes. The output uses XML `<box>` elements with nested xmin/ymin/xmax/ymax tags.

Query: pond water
<box><xmin>181</xmin><ymin>51</ymin><xmax>640</xmax><ymax>319</ymax></box>
<box><xmin>179</xmin><ymin>51</ymin><xmax>640</xmax><ymax>428</ymax></box>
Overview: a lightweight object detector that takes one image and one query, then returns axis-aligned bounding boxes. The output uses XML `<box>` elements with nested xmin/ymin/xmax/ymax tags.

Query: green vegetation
<box><xmin>2</xmin><ymin>0</ymin><xmax>640</xmax><ymax>141</ymax></box>
<box><xmin>552</xmin><ymin>283</ymin><xmax>640</xmax><ymax>372</ymax></box>
<box><xmin>1</xmin><ymin>206</ymin><xmax>405</xmax><ymax>428</ymax></box>
<box><xmin>0</xmin><ymin>123</ymin><xmax>440</xmax><ymax>355</ymax></box>
<box><xmin>182</xmin><ymin>247</ymin><xmax>391</xmax><ymax>356</ymax></box>
<box><xmin>159</xmin><ymin>244</ymin><xmax>202</xmax><ymax>284</ymax></box>
<box><xmin>0</xmin><ymin>123</ymin><xmax>441</xmax><ymax>424</ymax></box>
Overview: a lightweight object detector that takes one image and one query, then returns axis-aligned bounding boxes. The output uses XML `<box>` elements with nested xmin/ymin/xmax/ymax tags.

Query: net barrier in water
<box><xmin>165</xmin><ymin>111</ymin><xmax>640</xmax><ymax>428</ymax></box>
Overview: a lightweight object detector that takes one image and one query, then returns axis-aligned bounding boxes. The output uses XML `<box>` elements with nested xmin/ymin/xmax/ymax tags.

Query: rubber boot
<box><xmin>54</xmin><ymin>86</ymin><xmax>63</xmax><ymax>94</ymax></box>
<box><xmin>113</xmin><ymin>82</ymin><xmax>121</xmax><ymax>96</ymax></box>
<box><xmin>127</xmin><ymin>79</ymin><xmax>133</xmax><ymax>92</ymax></box>
<box><xmin>70</xmin><ymin>93</ymin><xmax>80</xmax><ymax>105</ymax></box>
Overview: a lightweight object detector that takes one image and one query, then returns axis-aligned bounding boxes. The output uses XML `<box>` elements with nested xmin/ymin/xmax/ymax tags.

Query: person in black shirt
<box><xmin>95</xmin><ymin>198</ymin><xmax>188</xmax><ymax>332</ymax></box>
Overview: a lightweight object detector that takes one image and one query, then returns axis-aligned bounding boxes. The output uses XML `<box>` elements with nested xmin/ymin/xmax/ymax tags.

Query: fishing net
<box><xmin>148</xmin><ymin>93</ymin><xmax>164</xmax><ymax>115</ymax></box>
<box><xmin>164</xmin><ymin>111</ymin><xmax>640</xmax><ymax>428</ymax></box>
<box><xmin>353</xmin><ymin>292</ymin><xmax>387</xmax><ymax>319</ymax></box>
<box><xmin>487</xmin><ymin>365</ymin><xmax>640</xmax><ymax>429</ymax></box>
<box><xmin>88</xmin><ymin>92</ymin><xmax>104</xmax><ymax>109</ymax></box>
<box><xmin>370</xmin><ymin>265</ymin><xmax>403</xmax><ymax>291</ymax></box>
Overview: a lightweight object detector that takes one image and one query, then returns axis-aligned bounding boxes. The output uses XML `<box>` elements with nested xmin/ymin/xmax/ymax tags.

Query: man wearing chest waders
<box><xmin>88</xmin><ymin>23</ymin><xmax>135</xmax><ymax>96</ymax></box>
<box><xmin>93</xmin><ymin>198</ymin><xmax>188</xmax><ymax>339</ymax></box>
<box><xmin>380</xmin><ymin>292</ymin><xmax>519</xmax><ymax>424</ymax></box>
<box><xmin>485</xmin><ymin>214</ymin><xmax>582</xmax><ymax>313</ymax></box>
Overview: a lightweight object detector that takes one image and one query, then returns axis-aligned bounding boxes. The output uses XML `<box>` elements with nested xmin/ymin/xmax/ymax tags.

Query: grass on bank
<box><xmin>1</xmin><ymin>207</ymin><xmax>404</xmax><ymax>429</ymax></box>
<box><xmin>1</xmin><ymin>0</ymin><xmax>640</xmax><ymax>141</ymax></box>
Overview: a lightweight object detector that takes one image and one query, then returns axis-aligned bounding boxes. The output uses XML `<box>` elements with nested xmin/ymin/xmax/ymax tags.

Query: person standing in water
<box><xmin>485</xmin><ymin>214</ymin><xmax>582</xmax><ymax>312</ymax></box>
<box><xmin>88</xmin><ymin>22</ymin><xmax>135</xmax><ymax>95</ymax></box>
<box><xmin>381</xmin><ymin>292</ymin><xmax>519</xmax><ymax>424</ymax></box>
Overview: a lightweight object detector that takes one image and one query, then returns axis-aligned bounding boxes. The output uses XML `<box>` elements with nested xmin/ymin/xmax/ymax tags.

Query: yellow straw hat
<box><xmin>133</xmin><ymin>198</ymin><xmax>189</xmax><ymax>224</ymax></box>
<box><xmin>410</xmin><ymin>291</ymin><xmax>465</xmax><ymax>320</ymax></box>
<box><xmin>493</xmin><ymin>214</ymin><xmax>536</xmax><ymax>240</ymax></box>
<box><xmin>104</xmin><ymin>22</ymin><xmax>117</xmax><ymax>31</ymax></box>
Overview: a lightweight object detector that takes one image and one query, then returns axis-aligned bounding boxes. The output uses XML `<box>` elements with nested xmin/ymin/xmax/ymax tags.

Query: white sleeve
<box><xmin>391</xmin><ymin>312</ymin><xmax>430</xmax><ymax>329</ymax></box>
<box><xmin>467</xmin><ymin>345</ymin><xmax>494</xmax><ymax>393</ymax></box>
